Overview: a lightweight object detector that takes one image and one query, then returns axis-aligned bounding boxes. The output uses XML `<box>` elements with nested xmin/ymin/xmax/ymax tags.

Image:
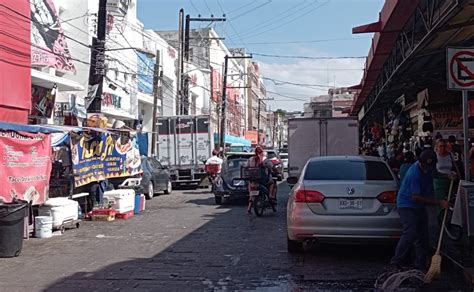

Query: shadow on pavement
<box><xmin>43</xmin><ymin>182</ymin><xmax>467</xmax><ymax>291</ymax></box>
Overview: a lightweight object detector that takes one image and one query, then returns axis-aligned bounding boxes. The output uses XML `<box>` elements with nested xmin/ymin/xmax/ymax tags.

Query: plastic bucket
<box><xmin>35</xmin><ymin>216</ymin><xmax>53</xmax><ymax>239</ymax></box>
<box><xmin>0</xmin><ymin>201</ymin><xmax>28</xmax><ymax>257</ymax></box>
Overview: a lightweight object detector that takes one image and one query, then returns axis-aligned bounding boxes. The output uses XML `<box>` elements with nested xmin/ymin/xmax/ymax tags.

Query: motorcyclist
<box><xmin>247</xmin><ymin>146</ymin><xmax>277</xmax><ymax>213</ymax></box>
<box><xmin>205</xmin><ymin>149</ymin><xmax>223</xmax><ymax>172</ymax></box>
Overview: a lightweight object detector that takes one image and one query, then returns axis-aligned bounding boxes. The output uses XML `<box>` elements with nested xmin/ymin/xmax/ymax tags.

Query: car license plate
<box><xmin>339</xmin><ymin>198</ymin><xmax>363</xmax><ymax>209</ymax></box>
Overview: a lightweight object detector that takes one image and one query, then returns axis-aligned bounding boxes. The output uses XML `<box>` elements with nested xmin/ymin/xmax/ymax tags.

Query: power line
<box><xmin>228</xmin><ymin>0</ymin><xmax>272</xmax><ymax>22</ymax></box>
<box><xmin>230</xmin><ymin>1</ymin><xmax>311</xmax><ymax>39</ymax></box>
<box><xmin>263</xmin><ymin>77</ymin><xmax>333</xmax><ymax>88</ymax></box>
<box><xmin>203</xmin><ymin>0</ymin><xmax>213</xmax><ymax>15</ymax></box>
<box><xmin>251</xmin><ymin>53</ymin><xmax>366</xmax><ymax>60</ymax></box>
<box><xmin>229</xmin><ymin>37</ymin><xmax>371</xmax><ymax>45</ymax></box>
<box><xmin>240</xmin><ymin>0</ymin><xmax>331</xmax><ymax>40</ymax></box>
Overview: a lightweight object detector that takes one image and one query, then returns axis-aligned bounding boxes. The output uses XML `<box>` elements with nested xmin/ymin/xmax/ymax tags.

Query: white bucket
<box><xmin>35</xmin><ymin>216</ymin><xmax>53</xmax><ymax>238</ymax></box>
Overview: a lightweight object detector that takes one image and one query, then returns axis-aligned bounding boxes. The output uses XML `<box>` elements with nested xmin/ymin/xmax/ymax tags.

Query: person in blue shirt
<box><xmin>390</xmin><ymin>149</ymin><xmax>450</xmax><ymax>271</ymax></box>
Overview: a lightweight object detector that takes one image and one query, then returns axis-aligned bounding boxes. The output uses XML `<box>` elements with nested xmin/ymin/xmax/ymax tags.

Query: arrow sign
<box><xmin>448</xmin><ymin>48</ymin><xmax>474</xmax><ymax>90</ymax></box>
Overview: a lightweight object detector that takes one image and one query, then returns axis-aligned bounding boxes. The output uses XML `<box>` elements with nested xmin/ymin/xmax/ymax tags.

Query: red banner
<box><xmin>0</xmin><ymin>131</ymin><xmax>52</xmax><ymax>205</ymax></box>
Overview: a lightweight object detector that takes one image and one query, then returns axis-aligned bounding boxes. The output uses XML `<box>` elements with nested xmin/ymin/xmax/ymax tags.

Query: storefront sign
<box><xmin>102</xmin><ymin>92</ymin><xmax>122</xmax><ymax>108</ymax></box>
<box><xmin>31</xmin><ymin>85</ymin><xmax>56</xmax><ymax>118</ymax></box>
<box><xmin>0</xmin><ymin>131</ymin><xmax>52</xmax><ymax>204</ymax></box>
<box><xmin>432</xmin><ymin>107</ymin><xmax>462</xmax><ymax>130</ymax></box>
<box><xmin>447</xmin><ymin>47</ymin><xmax>474</xmax><ymax>90</ymax></box>
<box><xmin>70</xmin><ymin>133</ymin><xmax>142</xmax><ymax>187</ymax></box>
<box><xmin>137</xmin><ymin>51</ymin><xmax>155</xmax><ymax>95</ymax></box>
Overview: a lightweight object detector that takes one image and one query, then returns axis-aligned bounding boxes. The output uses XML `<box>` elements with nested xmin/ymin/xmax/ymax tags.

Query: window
<box><xmin>304</xmin><ymin>160</ymin><xmax>393</xmax><ymax>181</ymax></box>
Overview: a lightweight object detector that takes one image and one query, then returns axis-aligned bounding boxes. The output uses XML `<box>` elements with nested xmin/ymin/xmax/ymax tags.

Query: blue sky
<box><xmin>137</xmin><ymin>0</ymin><xmax>384</xmax><ymax>111</ymax></box>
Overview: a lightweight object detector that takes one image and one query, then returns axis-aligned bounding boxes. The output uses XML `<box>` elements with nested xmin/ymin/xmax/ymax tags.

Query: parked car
<box><xmin>286</xmin><ymin>156</ymin><xmax>401</xmax><ymax>253</ymax></box>
<box><xmin>213</xmin><ymin>152</ymin><xmax>253</xmax><ymax>205</ymax></box>
<box><xmin>280</xmin><ymin>152</ymin><xmax>289</xmax><ymax>172</ymax></box>
<box><xmin>265</xmin><ymin>149</ymin><xmax>283</xmax><ymax>181</ymax></box>
<box><xmin>138</xmin><ymin>156</ymin><xmax>172</xmax><ymax>199</ymax></box>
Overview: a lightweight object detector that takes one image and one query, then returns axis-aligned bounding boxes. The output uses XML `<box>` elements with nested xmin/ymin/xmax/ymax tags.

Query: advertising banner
<box><xmin>0</xmin><ymin>131</ymin><xmax>52</xmax><ymax>205</ymax></box>
<box><xmin>30</xmin><ymin>0</ymin><xmax>76</xmax><ymax>72</ymax></box>
<box><xmin>71</xmin><ymin>133</ymin><xmax>142</xmax><ymax>187</ymax></box>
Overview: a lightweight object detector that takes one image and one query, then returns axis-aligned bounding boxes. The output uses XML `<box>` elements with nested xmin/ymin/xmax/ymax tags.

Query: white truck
<box><xmin>157</xmin><ymin>115</ymin><xmax>214</xmax><ymax>188</ymax></box>
<box><xmin>287</xmin><ymin>117</ymin><xmax>359</xmax><ymax>179</ymax></box>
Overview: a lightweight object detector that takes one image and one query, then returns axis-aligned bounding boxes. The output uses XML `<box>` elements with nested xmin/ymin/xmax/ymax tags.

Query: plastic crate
<box><xmin>241</xmin><ymin>166</ymin><xmax>263</xmax><ymax>180</ymax></box>
<box><xmin>91</xmin><ymin>208</ymin><xmax>116</xmax><ymax>221</ymax></box>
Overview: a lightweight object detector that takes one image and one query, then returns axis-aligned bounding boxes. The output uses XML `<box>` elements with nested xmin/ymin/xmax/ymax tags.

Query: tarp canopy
<box><xmin>213</xmin><ymin>133</ymin><xmax>251</xmax><ymax>147</ymax></box>
<box><xmin>0</xmin><ymin>121</ymin><xmax>64</xmax><ymax>134</ymax></box>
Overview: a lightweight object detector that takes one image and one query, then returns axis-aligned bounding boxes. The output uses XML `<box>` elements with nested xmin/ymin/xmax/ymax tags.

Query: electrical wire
<box><xmin>239</xmin><ymin>0</ymin><xmax>331</xmax><ymax>40</ymax></box>
<box><xmin>228</xmin><ymin>0</ymin><xmax>272</xmax><ymax>22</ymax></box>
<box><xmin>203</xmin><ymin>0</ymin><xmax>213</xmax><ymax>15</ymax></box>
<box><xmin>230</xmin><ymin>1</ymin><xmax>311</xmax><ymax>39</ymax></box>
<box><xmin>251</xmin><ymin>53</ymin><xmax>366</xmax><ymax>60</ymax></box>
<box><xmin>230</xmin><ymin>37</ymin><xmax>371</xmax><ymax>45</ymax></box>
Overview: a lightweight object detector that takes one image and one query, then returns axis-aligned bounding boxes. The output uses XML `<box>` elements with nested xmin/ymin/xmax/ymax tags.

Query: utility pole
<box><xmin>151</xmin><ymin>50</ymin><xmax>161</xmax><ymax>156</ymax></box>
<box><xmin>182</xmin><ymin>14</ymin><xmax>225</xmax><ymax>115</ymax></box>
<box><xmin>177</xmin><ymin>9</ymin><xmax>184</xmax><ymax>115</ymax></box>
<box><xmin>87</xmin><ymin>0</ymin><xmax>107</xmax><ymax>113</ymax></box>
<box><xmin>257</xmin><ymin>99</ymin><xmax>261</xmax><ymax>145</ymax></box>
<box><xmin>220</xmin><ymin>54</ymin><xmax>252</xmax><ymax>153</ymax></box>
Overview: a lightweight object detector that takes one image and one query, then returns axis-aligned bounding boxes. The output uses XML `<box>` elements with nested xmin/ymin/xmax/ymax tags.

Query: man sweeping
<box><xmin>390</xmin><ymin>149</ymin><xmax>450</xmax><ymax>271</ymax></box>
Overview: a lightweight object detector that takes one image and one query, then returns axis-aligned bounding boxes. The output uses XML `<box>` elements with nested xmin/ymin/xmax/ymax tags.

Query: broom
<box><xmin>424</xmin><ymin>179</ymin><xmax>454</xmax><ymax>283</ymax></box>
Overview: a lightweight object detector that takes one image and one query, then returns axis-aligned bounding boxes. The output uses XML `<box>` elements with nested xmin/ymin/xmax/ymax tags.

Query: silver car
<box><xmin>286</xmin><ymin>156</ymin><xmax>401</xmax><ymax>253</ymax></box>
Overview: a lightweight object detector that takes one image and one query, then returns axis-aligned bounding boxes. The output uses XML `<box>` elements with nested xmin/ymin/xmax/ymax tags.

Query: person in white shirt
<box><xmin>205</xmin><ymin>149</ymin><xmax>223</xmax><ymax>173</ymax></box>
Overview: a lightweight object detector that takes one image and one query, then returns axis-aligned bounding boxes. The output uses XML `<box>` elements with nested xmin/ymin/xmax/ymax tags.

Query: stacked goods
<box><xmin>91</xmin><ymin>208</ymin><xmax>116</xmax><ymax>221</ymax></box>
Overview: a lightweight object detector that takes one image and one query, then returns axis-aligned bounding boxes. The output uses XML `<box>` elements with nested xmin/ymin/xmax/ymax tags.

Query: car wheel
<box><xmin>287</xmin><ymin>237</ymin><xmax>304</xmax><ymax>253</ymax></box>
<box><xmin>214</xmin><ymin>196</ymin><xmax>222</xmax><ymax>205</ymax></box>
<box><xmin>164</xmin><ymin>180</ymin><xmax>172</xmax><ymax>195</ymax></box>
<box><xmin>145</xmin><ymin>182</ymin><xmax>154</xmax><ymax>200</ymax></box>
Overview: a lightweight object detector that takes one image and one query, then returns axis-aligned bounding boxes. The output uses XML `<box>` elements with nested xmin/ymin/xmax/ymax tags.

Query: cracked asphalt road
<box><xmin>0</xmin><ymin>182</ymin><xmax>468</xmax><ymax>291</ymax></box>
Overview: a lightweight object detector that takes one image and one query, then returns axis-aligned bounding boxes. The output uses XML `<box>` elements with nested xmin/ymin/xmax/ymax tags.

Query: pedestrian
<box><xmin>433</xmin><ymin>139</ymin><xmax>459</xmax><ymax>206</ymax></box>
<box><xmin>447</xmin><ymin>135</ymin><xmax>464</xmax><ymax>179</ymax></box>
<box><xmin>390</xmin><ymin>149</ymin><xmax>449</xmax><ymax>271</ymax></box>
<box><xmin>389</xmin><ymin>151</ymin><xmax>404</xmax><ymax>177</ymax></box>
<box><xmin>399</xmin><ymin>151</ymin><xmax>415</xmax><ymax>183</ymax></box>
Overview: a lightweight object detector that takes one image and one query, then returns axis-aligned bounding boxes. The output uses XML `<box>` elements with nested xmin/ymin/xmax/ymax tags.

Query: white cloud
<box><xmin>259</xmin><ymin>55</ymin><xmax>365</xmax><ymax>112</ymax></box>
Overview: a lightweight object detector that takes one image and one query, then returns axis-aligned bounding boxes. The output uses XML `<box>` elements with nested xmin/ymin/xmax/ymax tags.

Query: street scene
<box><xmin>0</xmin><ymin>185</ymin><xmax>467</xmax><ymax>291</ymax></box>
<box><xmin>1</xmin><ymin>0</ymin><xmax>474</xmax><ymax>291</ymax></box>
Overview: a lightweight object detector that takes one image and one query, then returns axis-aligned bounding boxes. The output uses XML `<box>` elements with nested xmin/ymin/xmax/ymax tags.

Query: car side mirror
<box><xmin>286</xmin><ymin>176</ymin><xmax>298</xmax><ymax>185</ymax></box>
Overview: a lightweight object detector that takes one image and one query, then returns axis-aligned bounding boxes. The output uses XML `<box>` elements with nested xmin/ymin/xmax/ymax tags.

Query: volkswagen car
<box><xmin>286</xmin><ymin>156</ymin><xmax>401</xmax><ymax>253</ymax></box>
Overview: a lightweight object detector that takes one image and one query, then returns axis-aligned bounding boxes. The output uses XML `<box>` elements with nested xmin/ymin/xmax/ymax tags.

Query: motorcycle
<box><xmin>242</xmin><ymin>166</ymin><xmax>276</xmax><ymax>217</ymax></box>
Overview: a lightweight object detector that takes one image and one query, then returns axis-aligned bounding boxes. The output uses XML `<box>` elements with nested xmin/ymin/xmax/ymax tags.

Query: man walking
<box><xmin>390</xmin><ymin>149</ymin><xmax>449</xmax><ymax>271</ymax></box>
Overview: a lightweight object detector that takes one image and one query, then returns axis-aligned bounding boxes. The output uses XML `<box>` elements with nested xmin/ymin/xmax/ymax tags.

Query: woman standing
<box><xmin>433</xmin><ymin>139</ymin><xmax>459</xmax><ymax>204</ymax></box>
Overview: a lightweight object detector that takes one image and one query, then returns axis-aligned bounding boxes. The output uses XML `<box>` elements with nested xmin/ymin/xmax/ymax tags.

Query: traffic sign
<box><xmin>447</xmin><ymin>47</ymin><xmax>474</xmax><ymax>90</ymax></box>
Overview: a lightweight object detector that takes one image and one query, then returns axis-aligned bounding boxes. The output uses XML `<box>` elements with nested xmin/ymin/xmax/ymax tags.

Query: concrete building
<box><xmin>244</xmin><ymin>62</ymin><xmax>268</xmax><ymax>145</ymax></box>
<box><xmin>304</xmin><ymin>98</ymin><xmax>332</xmax><ymax>118</ymax></box>
<box><xmin>329</xmin><ymin>87</ymin><xmax>356</xmax><ymax>117</ymax></box>
<box><xmin>29</xmin><ymin>0</ymin><xmax>86</xmax><ymax>125</ymax></box>
<box><xmin>157</xmin><ymin>28</ymin><xmax>247</xmax><ymax>143</ymax></box>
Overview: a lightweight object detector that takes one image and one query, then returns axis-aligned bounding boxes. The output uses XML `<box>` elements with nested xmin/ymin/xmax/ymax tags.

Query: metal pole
<box><xmin>257</xmin><ymin>99</ymin><xmax>261</xmax><ymax>144</ymax></box>
<box><xmin>463</xmin><ymin>90</ymin><xmax>470</xmax><ymax>181</ymax></box>
<box><xmin>220</xmin><ymin>55</ymin><xmax>229</xmax><ymax>153</ymax></box>
<box><xmin>87</xmin><ymin>0</ymin><xmax>107</xmax><ymax>113</ymax></box>
<box><xmin>151</xmin><ymin>50</ymin><xmax>161</xmax><ymax>156</ymax></box>
<box><xmin>177</xmin><ymin>9</ymin><xmax>184</xmax><ymax>115</ymax></box>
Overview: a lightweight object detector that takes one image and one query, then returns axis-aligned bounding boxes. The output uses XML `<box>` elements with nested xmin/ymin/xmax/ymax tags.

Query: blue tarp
<box><xmin>0</xmin><ymin>121</ymin><xmax>64</xmax><ymax>134</ymax></box>
<box><xmin>213</xmin><ymin>133</ymin><xmax>251</xmax><ymax>147</ymax></box>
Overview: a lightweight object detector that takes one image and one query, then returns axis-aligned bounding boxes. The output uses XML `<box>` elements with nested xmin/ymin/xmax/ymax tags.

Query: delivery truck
<box><xmin>157</xmin><ymin>115</ymin><xmax>213</xmax><ymax>187</ymax></box>
<box><xmin>287</xmin><ymin>117</ymin><xmax>359</xmax><ymax>179</ymax></box>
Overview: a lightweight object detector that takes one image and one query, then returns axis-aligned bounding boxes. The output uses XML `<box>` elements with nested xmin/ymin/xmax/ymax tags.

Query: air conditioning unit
<box><xmin>107</xmin><ymin>0</ymin><xmax>131</xmax><ymax>16</ymax></box>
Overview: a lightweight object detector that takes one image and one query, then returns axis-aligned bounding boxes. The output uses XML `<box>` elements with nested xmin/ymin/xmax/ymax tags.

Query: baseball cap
<box><xmin>418</xmin><ymin>149</ymin><xmax>437</xmax><ymax>166</ymax></box>
<box><xmin>448</xmin><ymin>135</ymin><xmax>456</xmax><ymax>143</ymax></box>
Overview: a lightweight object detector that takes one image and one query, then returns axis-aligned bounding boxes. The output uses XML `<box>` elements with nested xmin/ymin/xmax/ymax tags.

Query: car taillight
<box><xmin>377</xmin><ymin>191</ymin><xmax>397</xmax><ymax>204</ymax></box>
<box><xmin>294</xmin><ymin>188</ymin><xmax>325</xmax><ymax>203</ymax></box>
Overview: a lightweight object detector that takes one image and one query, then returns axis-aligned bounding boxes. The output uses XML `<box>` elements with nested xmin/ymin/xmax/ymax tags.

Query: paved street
<box><xmin>0</xmin><ymin>182</ymin><xmax>468</xmax><ymax>291</ymax></box>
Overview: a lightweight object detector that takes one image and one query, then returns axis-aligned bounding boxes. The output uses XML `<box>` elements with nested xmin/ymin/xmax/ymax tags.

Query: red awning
<box><xmin>350</xmin><ymin>0</ymin><xmax>421</xmax><ymax>116</ymax></box>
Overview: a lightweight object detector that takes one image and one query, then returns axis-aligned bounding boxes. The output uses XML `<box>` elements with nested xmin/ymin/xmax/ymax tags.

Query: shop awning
<box><xmin>213</xmin><ymin>133</ymin><xmax>251</xmax><ymax>147</ymax></box>
<box><xmin>31</xmin><ymin>69</ymin><xmax>85</xmax><ymax>91</ymax></box>
<box><xmin>0</xmin><ymin>121</ymin><xmax>64</xmax><ymax>134</ymax></box>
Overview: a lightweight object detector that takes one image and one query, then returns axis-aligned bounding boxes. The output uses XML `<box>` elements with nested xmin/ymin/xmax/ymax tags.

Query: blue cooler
<box><xmin>134</xmin><ymin>195</ymin><xmax>141</xmax><ymax>214</ymax></box>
